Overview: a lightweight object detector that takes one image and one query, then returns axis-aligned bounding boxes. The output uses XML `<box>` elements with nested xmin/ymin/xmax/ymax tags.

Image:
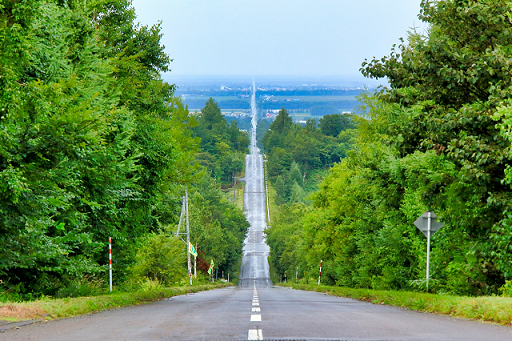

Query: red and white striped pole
<box><xmin>109</xmin><ymin>237</ymin><xmax>112</xmax><ymax>292</ymax></box>
<box><xmin>318</xmin><ymin>260</ymin><xmax>323</xmax><ymax>285</ymax></box>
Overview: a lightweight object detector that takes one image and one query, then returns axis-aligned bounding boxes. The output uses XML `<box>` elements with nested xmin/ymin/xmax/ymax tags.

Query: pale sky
<box><xmin>131</xmin><ymin>0</ymin><xmax>427</xmax><ymax>80</ymax></box>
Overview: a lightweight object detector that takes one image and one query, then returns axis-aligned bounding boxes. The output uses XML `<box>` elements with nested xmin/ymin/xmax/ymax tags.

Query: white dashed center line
<box><xmin>250</xmin><ymin>314</ymin><xmax>262</xmax><ymax>322</ymax></box>
<box><xmin>248</xmin><ymin>329</ymin><xmax>263</xmax><ymax>340</ymax></box>
<box><xmin>248</xmin><ymin>287</ymin><xmax>263</xmax><ymax>340</ymax></box>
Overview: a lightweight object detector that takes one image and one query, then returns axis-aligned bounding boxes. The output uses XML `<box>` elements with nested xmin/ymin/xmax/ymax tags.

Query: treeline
<box><xmin>258</xmin><ymin>100</ymin><xmax>358</xmax><ymax>111</ymax></box>
<box><xmin>179</xmin><ymin>89</ymin><xmax>361</xmax><ymax>97</ymax></box>
<box><xmin>193</xmin><ymin>98</ymin><xmax>249</xmax><ymax>184</ymax></box>
<box><xmin>0</xmin><ymin>1</ymin><xmax>248</xmax><ymax>299</ymax></box>
<box><xmin>186</xmin><ymin>99</ymin><xmax>360</xmax><ymax>113</ymax></box>
<box><xmin>178</xmin><ymin>90</ymin><xmax>251</xmax><ymax>97</ymax></box>
<box><xmin>265</xmin><ymin>0</ymin><xmax>512</xmax><ymax>296</ymax></box>
<box><xmin>185</xmin><ymin>99</ymin><xmax>250</xmax><ymax>110</ymax></box>
<box><xmin>258</xmin><ymin>89</ymin><xmax>362</xmax><ymax>97</ymax></box>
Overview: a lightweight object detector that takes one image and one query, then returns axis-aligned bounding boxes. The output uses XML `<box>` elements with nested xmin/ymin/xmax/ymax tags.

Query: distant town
<box><xmin>174</xmin><ymin>79</ymin><xmax>367</xmax><ymax>124</ymax></box>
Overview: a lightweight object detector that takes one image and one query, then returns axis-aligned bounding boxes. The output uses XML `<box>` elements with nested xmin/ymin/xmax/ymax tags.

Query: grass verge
<box><xmin>277</xmin><ymin>283</ymin><xmax>512</xmax><ymax>325</ymax></box>
<box><xmin>0</xmin><ymin>283</ymin><xmax>230</xmax><ymax>322</ymax></box>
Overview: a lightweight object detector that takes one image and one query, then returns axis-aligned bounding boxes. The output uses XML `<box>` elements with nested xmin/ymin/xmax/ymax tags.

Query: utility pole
<box><xmin>186</xmin><ymin>188</ymin><xmax>192</xmax><ymax>285</ymax></box>
<box><xmin>263</xmin><ymin>159</ymin><xmax>270</xmax><ymax>225</ymax></box>
<box><xmin>176</xmin><ymin>198</ymin><xmax>185</xmax><ymax>237</ymax></box>
<box><xmin>233</xmin><ymin>173</ymin><xmax>236</xmax><ymax>204</ymax></box>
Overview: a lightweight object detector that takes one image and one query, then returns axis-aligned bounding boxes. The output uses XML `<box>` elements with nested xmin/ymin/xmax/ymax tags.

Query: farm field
<box><xmin>260</xmin><ymin>95</ymin><xmax>357</xmax><ymax>101</ymax></box>
<box><xmin>180</xmin><ymin>90</ymin><xmax>361</xmax><ymax>117</ymax></box>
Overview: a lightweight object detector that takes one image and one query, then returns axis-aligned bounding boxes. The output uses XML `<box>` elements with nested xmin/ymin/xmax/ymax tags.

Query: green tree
<box><xmin>189</xmin><ymin>173</ymin><xmax>249</xmax><ymax>275</ymax></box>
<box><xmin>193</xmin><ymin>98</ymin><xmax>248</xmax><ymax>183</ymax></box>
<box><xmin>0</xmin><ymin>0</ymin><xmax>200</xmax><ymax>296</ymax></box>
<box><xmin>265</xmin><ymin>203</ymin><xmax>309</xmax><ymax>281</ymax></box>
<box><xmin>262</xmin><ymin>107</ymin><xmax>293</xmax><ymax>153</ymax></box>
<box><xmin>265</xmin><ymin>0</ymin><xmax>512</xmax><ymax>295</ymax></box>
<box><xmin>288</xmin><ymin>162</ymin><xmax>303</xmax><ymax>185</ymax></box>
<box><xmin>358</xmin><ymin>0</ymin><xmax>512</xmax><ymax>292</ymax></box>
<box><xmin>273</xmin><ymin>175</ymin><xmax>291</xmax><ymax>205</ymax></box>
<box><xmin>130</xmin><ymin>233</ymin><xmax>186</xmax><ymax>285</ymax></box>
<box><xmin>289</xmin><ymin>182</ymin><xmax>306</xmax><ymax>204</ymax></box>
<box><xmin>319</xmin><ymin>113</ymin><xmax>355</xmax><ymax>137</ymax></box>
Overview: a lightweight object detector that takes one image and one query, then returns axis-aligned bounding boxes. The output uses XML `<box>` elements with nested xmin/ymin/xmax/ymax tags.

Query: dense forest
<box><xmin>0</xmin><ymin>0</ymin><xmax>248</xmax><ymax>300</ymax></box>
<box><xmin>262</xmin><ymin>109</ymin><xmax>356</xmax><ymax>204</ymax></box>
<box><xmin>265</xmin><ymin>0</ymin><xmax>512</xmax><ymax>296</ymax></box>
<box><xmin>193</xmin><ymin>98</ymin><xmax>249</xmax><ymax>184</ymax></box>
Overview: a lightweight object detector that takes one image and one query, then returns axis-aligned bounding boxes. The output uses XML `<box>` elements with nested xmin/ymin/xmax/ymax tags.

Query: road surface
<box><xmin>1</xmin><ymin>83</ymin><xmax>512</xmax><ymax>340</ymax></box>
<box><xmin>239</xmin><ymin>81</ymin><xmax>271</xmax><ymax>289</ymax></box>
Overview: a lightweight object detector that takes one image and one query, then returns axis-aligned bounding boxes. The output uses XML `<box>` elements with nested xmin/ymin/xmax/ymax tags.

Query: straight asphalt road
<box><xmin>239</xmin><ymin>83</ymin><xmax>271</xmax><ymax>289</ymax></box>
<box><xmin>2</xmin><ymin>84</ymin><xmax>512</xmax><ymax>340</ymax></box>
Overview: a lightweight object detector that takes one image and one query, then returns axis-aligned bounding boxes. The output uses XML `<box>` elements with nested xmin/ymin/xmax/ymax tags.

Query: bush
<box><xmin>129</xmin><ymin>233</ymin><xmax>187</xmax><ymax>286</ymax></box>
<box><xmin>55</xmin><ymin>276</ymin><xmax>106</xmax><ymax>298</ymax></box>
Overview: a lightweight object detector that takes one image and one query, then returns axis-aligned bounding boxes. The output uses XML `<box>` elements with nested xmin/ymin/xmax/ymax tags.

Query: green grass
<box><xmin>223</xmin><ymin>181</ymin><xmax>244</xmax><ymax>210</ymax></box>
<box><xmin>0</xmin><ymin>283</ymin><xmax>230</xmax><ymax>322</ymax></box>
<box><xmin>277</xmin><ymin>283</ymin><xmax>512</xmax><ymax>325</ymax></box>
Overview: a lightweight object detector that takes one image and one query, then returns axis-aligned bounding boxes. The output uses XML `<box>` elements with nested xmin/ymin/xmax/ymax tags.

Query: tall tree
<box><xmin>0</xmin><ymin>0</ymin><xmax>200</xmax><ymax>295</ymax></box>
<box><xmin>193</xmin><ymin>98</ymin><xmax>248</xmax><ymax>183</ymax></box>
<box><xmin>319</xmin><ymin>113</ymin><xmax>355</xmax><ymax>137</ymax></box>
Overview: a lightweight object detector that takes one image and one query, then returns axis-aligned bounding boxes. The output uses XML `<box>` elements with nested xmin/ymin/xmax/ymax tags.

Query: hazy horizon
<box><xmin>132</xmin><ymin>0</ymin><xmax>428</xmax><ymax>84</ymax></box>
<box><xmin>164</xmin><ymin>74</ymin><xmax>384</xmax><ymax>89</ymax></box>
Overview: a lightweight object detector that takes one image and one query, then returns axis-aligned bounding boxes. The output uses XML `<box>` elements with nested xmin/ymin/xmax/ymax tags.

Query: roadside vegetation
<box><xmin>277</xmin><ymin>283</ymin><xmax>512</xmax><ymax>325</ymax></box>
<box><xmin>263</xmin><ymin>0</ymin><xmax>512</xmax><ymax>298</ymax></box>
<box><xmin>0</xmin><ymin>283</ymin><xmax>229</xmax><ymax>322</ymax></box>
<box><xmin>0</xmin><ymin>0</ymin><xmax>248</xmax><ymax>304</ymax></box>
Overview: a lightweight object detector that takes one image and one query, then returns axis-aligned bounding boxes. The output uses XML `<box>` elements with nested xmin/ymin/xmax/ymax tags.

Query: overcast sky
<box><xmin>131</xmin><ymin>0</ymin><xmax>427</xmax><ymax>81</ymax></box>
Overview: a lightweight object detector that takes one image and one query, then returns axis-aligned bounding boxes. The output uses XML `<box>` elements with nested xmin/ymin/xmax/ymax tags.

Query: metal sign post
<box><xmin>414</xmin><ymin>211</ymin><xmax>444</xmax><ymax>290</ymax></box>
<box><xmin>426</xmin><ymin>211</ymin><xmax>431</xmax><ymax>290</ymax></box>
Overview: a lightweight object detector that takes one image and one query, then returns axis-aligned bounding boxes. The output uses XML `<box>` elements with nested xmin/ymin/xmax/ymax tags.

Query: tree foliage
<box><xmin>189</xmin><ymin>172</ymin><xmax>249</xmax><ymax>275</ymax></box>
<box><xmin>193</xmin><ymin>98</ymin><xmax>249</xmax><ymax>183</ymax></box>
<box><xmin>265</xmin><ymin>0</ymin><xmax>512</xmax><ymax>295</ymax></box>
<box><xmin>0</xmin><ymin>0</ymin><xmax>247</xmax><ymax>297</ymax></box>
<box><xmin>262</xmin><ymin>108</ymin><xmax>357</xmax><ymax>205</ymax></box>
